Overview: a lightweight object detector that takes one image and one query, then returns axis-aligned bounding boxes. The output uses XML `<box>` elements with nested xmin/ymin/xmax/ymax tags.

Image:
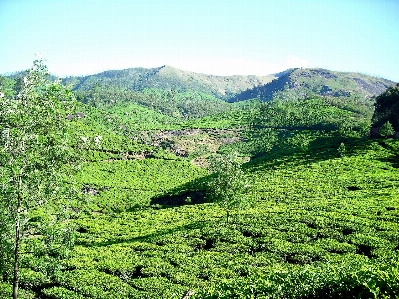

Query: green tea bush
<box><xmin>57</xmin><ymin>269</ymin><xmax>136</xmax><ymax>299</ymax></box>
<box><xmin>41</xmin><ymin>287</ymin><xmax>85</xmax><ymax>299</ymax></box>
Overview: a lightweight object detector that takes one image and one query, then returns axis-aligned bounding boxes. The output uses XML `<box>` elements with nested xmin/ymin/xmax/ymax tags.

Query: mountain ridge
<box><xmin>5</xmin><ymin>65</ymin><xmax>396</xmax><ymax>103</ymax></box>
<box><xmin>229</xmin><ymin>67</ymin><xmax>396</xmax><ymax>102</ymax></box>
<box><xmin>63</xmin><ymin>65</ymin><xmax>396</xmax><ymax>103</ymax></box>
<box><xmin>63</xmin><ymin>65</ymin><xmax>276</xmax><ymax>100</ymax></box>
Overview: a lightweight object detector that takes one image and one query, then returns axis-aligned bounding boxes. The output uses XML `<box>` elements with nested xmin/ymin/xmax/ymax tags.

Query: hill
<box><xmin>5</xmin><ymin>66</ymin><xmax>395</xmax><ymax>122</ymax></box>
<box><xmin>63</xmin><ymin>65</ymin><xmax>275</xmax><ymax>101</ymax></box>
<box><xmin>5</xmin><ymin>66</ymin><xmax>396</xmax><ymax>105</ymax></box>
<box><xmin>7</xmin><ymin>95</ymin><xmax>397</xmax><ymax>299</ymax></box>
<box><xmin>1</xmin><ymin>63</ymin><xmax>399</xmax><ymax>298</ymax></box>
<box><xmin>64</xmin><ymin>66</ymin><xmax>396</xmax><ymax>104</ymax></box>
<box><xmin>60</xmin><ymin>66</ymin><xmax>396</xmax><ymax>122</ymax></box>
<box><xmin>229</xmin><ymin>68</ymin><xmax>396</xmax><ymax>102</ymax></box>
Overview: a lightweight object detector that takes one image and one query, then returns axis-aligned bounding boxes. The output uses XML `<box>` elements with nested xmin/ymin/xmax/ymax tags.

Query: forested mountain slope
<box><xmin>5</xmin><ymin>93</ymin><xmax>395</xmax><ymax>299</ymax></box>
<box><xmin>74</xmin><ymin>86</ymin><xmax>232</xmax><ymax>119</ymax></box>
<box><xmin>63</xmin><ymin>65</ymin><xmax>275</xmax><ymax>101</ymax></box>
<box><xmin>62</xmin><ymin>66</ymin><xmax>396</xmax><ymax>104</ymax></box>
<box><xmin>229</xmin><ymin>68</ymin><xmax>396</xmax><ymax>102</ymax></box>
<box><xmin>56</xmin><ymin>66</ymin><xmax>397</xmax><ymax>122</ymax></box>
<box><xmin>5</xmin><ymin>66</ymin><xmax>396</xmax><ymax>105</ymax></box>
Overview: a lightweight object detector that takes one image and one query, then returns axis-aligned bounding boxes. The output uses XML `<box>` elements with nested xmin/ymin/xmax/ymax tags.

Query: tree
<box><xmin>372</xmin><ymin>83</ymin><xmax>399</xmax><ymax>131</ymax></box>
<box><xmin>0</xmin><ymin>76</ymin><xmax>16</xmax><ymax>99</ymax></box>
<box><xmin>0</xmin><ymin>59</ymin><xmax>79</xmax><ymax>299</ymax></box>
<box><xmin>207</xmin><ymin>153</ymin><xmax>252</xmax><ymax>224</ymax></box>
<box><xmin>337</xmin><ymin>142</ymin><xmax>346</xmax><ymax>157</ymax></box>
<box><xmin>379</xmin><ymin>121</ymin><xmax>394</xmax><ymax>138</ymax></box>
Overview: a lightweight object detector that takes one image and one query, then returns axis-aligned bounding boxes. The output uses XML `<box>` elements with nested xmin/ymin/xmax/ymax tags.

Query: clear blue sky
<box><xmin>1</xmin><ymin>0</ymin><xmax>398</xmax><ymax>81</ymax></box>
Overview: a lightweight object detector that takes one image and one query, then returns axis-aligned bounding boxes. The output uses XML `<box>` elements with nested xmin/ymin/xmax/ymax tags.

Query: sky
<box><xmin>0</xmin><ymin>0</ymin><xmax>398</xmax><ymax>81</ymax></box>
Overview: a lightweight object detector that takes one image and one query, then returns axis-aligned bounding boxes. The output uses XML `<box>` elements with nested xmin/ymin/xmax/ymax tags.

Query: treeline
<box><xmin>372</xmin><ymin>83</ymin><xmax>399</xmax><ymax>131</ymax></box>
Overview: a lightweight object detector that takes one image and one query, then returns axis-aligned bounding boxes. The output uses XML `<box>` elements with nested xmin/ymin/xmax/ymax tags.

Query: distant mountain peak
<box><xmin>229</xmin><ymin>67</ymin><xmax>396</xmax><ymax>102</ymax></box>
<box><xmin>62</xmin><ymin>65</ymin><xmax>396</xmax><ymax>103</ymax></box>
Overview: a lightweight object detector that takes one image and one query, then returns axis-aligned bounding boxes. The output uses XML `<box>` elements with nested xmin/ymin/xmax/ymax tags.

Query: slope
<box><xmin>64</xmin><ymin>65</ymin><xmax>275</xmax><ymax>101</ymax></box>
<box><xmin>12</xmin><ymin>100</ymin><xmax>399</xmax><ymax>299</ymax></box>
<box><xmin>2</xmin><ymin>68</ymin><xmax>398</xmax><ymax>299</ymax></box>
<box><xmin>229</xmin><ymin>68</ymin><xmax>396</xmax><ymax>102</ymax></box>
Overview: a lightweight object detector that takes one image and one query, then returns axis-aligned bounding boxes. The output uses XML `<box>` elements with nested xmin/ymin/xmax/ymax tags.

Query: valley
<box><xmin>0</xmin><ymin>63</ymin><xmax>398</xmax><ymax>298</ymax></box>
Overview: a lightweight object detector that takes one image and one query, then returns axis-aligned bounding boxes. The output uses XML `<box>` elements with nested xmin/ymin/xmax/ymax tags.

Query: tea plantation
<box><xmin>1</xmin><ymin>78</ymin><xmax>398</xmax><ymax>298</ymax></box>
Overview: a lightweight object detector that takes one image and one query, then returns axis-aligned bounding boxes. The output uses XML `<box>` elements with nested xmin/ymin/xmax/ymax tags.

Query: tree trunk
<box><xmin>12</xmin><ymin>217</ymin><xmax>20</xmax><ymax>299</ymax></box>
<box><xmin>12</xmin><ymin>176</ymin><xmax>22</xmax><ymax>299</ymax></box>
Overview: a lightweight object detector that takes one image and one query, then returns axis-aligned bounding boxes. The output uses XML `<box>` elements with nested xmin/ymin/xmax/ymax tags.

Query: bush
<box><xmin>379</xmin><ymin>121</ymin><xmax>394</xmax><ymax>138</ymax></box>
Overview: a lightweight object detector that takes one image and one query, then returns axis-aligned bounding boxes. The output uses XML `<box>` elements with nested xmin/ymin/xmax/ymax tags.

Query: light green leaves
<box><xmin>0</xmin><ymin>59</ymin><xmax>81</xmax><ymax>292</ymax></box>
<box><xmin>379</xmin><ymin>121</ymin><xmax>394</xmax><ymax>138</ymax></box>
<box><xmin>207</xmin><ymin>153</ymin><xmax>252</xmax><ymax>223</ymax></box>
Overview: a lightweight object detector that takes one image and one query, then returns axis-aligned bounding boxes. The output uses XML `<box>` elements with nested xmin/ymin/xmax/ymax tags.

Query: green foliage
<box><xmin>74</xmin><ymin>159</ymin><xmax>207</xmax><ymax>213</ymax></box>
<box><xmin>207</xmin><ymin>154</ymin><xmax>252</xmax><ymax>223</ymax></box>
<box><xmin>8</xmin><ymin>136</ymin><xmax>397</xmax><ymax>299</ymax></box>
<box><xmin>0</xmin><ymin>75</ymin><xmax>16</xmax><ymax>98</ymax></box>
<box><xmin>218</xmin><ymin>96</ymin><xmax>372</xmax><ymax>160</ymax></box>
<box><xmin>185</xmin><ymin>108</ymin><xmax>247</xmax><ymax>129</ymax></box>
<box><xmin>64</xmin><ymin>65</ymin><xmax>274</xmax><ymax>102</ymax></box>
<box><xmin>57</xmin><ymin>269</ymin><xmax>137</xmax><ymax>299</ymax></box>
<box><xmin>379</xmin><ymin>121</ymin><xmax>395</xmax><ymax>138</ymax></box>
<box><xmin>254</xmin><ymin>97</ymin><xmax>370</xmax><ymax>134</ymax></box>
<box><xmin>0</xmin><ymin>204</ymin><xmax>13</xmax><ymax>278</ymax></box>
<box><xmin>352</xmin><ymin>258</ymin><xmax>399</xmax><ymax>298</ymax></box>
<box><xmin>270</xmin><ymin>68</ymin><xmax>393</xmax><ymax>103</ymax></box>
<box><xmin>75</xmin><ymin>85</ymin><xmax>231</xmax><ymax>119</ymax></box>
<box><xmin>1</xmin><ymin>63</ymin><xmax>398</xmax><ymax>298</ymax></box>
<box><xmin>0</xmin><ymin>59</ymin><xmax>81</xmax><ymax>297</ymax></box>
<box><xmin>140</xmin><ymin>89</ymin><xmax>231</xmax><ymax>118</ymax></box>
<box><xmin>194</xmin><ymin>256</ymin><xmax>399</xmax><ymax>298</ymax></box>
<box><xmin>337</xmin><ymin>142</ymin><xmax>346</xmax><ymax>157</ymax></box>
<box><xmin>372</xmin><ymin>83</ymin><xmax>399</xmax><ymax>131</ymax></box>
<box><xmin>218</xmin><ymin>128</ymin><xmax>278</xmax><ymax>157</ymax></box>
<box><xmin>42</xmin><ymin>286</ymin><xmax>85</xmax><ymax>299</ymax></box>
<box><xmin>101</xmin><ymin>101</ymin><xmax>180</xmax><ymax>130</ymax></box>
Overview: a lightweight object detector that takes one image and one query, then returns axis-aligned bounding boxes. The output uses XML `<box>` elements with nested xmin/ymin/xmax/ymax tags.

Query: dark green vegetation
<box><xmin>74</xmin><ymin>86</ymin><xmax>231</xmax><ymax>119</ymax></box>
<box><xmin>0</xmin><ymin>65</ymin><xmax>398</xmax><ymax>298</ymax></box>
<box><xmin>372</xmin><ymin>83</ymin><xmax>399</xmax><ymax>133</ymax></box>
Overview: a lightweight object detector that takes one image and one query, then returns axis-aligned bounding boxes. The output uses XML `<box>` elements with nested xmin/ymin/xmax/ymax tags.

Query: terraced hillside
<box><xmin>0</xmin><ymin>65</ymin><xmax>398</xmax><ymax>299</ymax></box>
<box><xmin>7</xmin><ymin>132</ymin><xmax>398</xmax><ymax>299</ymax></box>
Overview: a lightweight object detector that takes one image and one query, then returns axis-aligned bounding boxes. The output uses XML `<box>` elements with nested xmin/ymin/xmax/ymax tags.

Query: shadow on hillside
<box><xmin>227</xmin><ymin>70</ymin><xmax>294</xmax><ymax>102</ymax></box>
<box><xmin>149</xmin><ymin>175</ymin><xmax>211</xmax><ymax>208</ymax></box>
<box><xmin>374</xmin><ymin>140</ymin><xmax>399</xmax><ymax>169</ymax></box>
<box><xmin>379</xmin><ymin>155</ymin><xmax>399</xmax><ymax>169</ymax></box>
<box><xmin>246</xmin><ymin>134</ymin><xmax>371</xmax><ymax>172</ymax></box>
<box><xmin>77</xmin><ymin>219</ymin><xmax>209</xmax><ymax>248</ymax></box>
<box><xmin>151</xmin><ymin>190</ymin><xmax>207</xmax><ymax>206</ymax></box>
<box><xmin>150</xmin><ymin>134</ymin><xmax>372</xmax><ymax>209</ymax></box>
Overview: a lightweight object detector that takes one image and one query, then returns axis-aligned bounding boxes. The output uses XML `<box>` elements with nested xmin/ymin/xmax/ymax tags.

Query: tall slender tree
<box><xmin>0</xmin><ymin>59</ymin><xmax>79</xmax><ymax>298</ymax></box>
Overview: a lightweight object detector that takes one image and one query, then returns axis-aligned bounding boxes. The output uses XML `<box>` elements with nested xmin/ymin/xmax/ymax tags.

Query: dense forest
<box><xmin>0</xmin><ymin>61</ymin><xmax>398</xmax><ymax>299</ymax></box>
